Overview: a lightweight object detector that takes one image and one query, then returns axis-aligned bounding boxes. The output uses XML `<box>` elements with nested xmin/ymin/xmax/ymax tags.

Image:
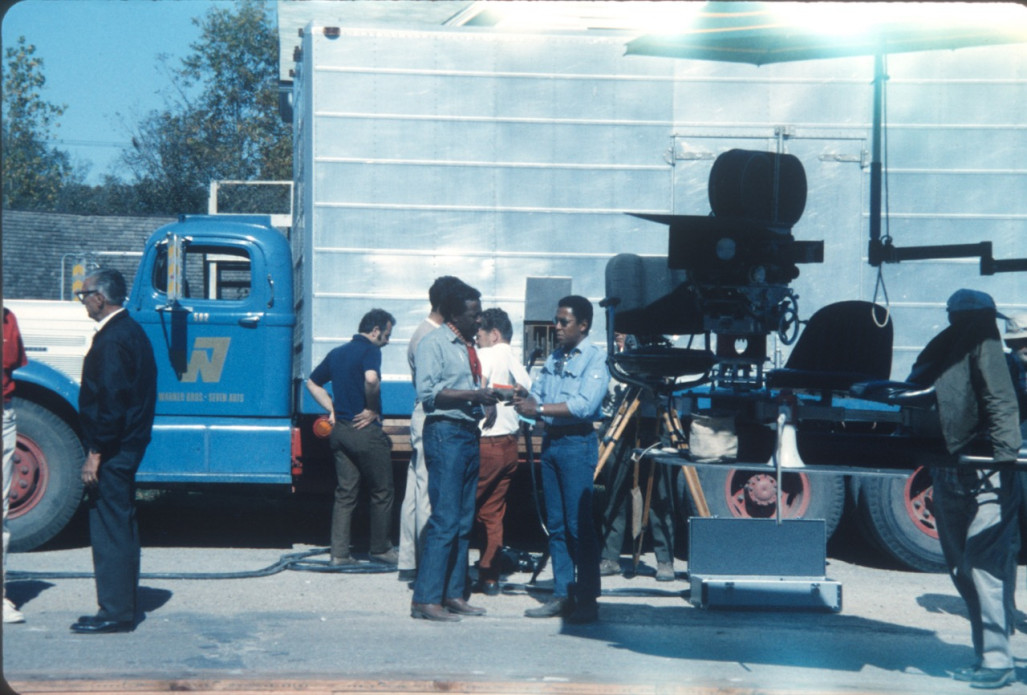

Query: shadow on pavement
<box><xmin>138</xmin><ymin>585</ymin><xmax>173</xmax><ymax>614</ymax></box>
<box><xmin>562</xmin><ymin>603</ymin><xmax>970</xmax><ymax>682</ymax></box>
<box><xmin>4</xmin><ymin>579</ymin><xmax>53</xmax><ymax>608</ymax></box>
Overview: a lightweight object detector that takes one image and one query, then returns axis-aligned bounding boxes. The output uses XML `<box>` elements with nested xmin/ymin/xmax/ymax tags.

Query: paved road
<box><xmin>3</xmin><ymin>491</ymin><xmax>1027</xmax><ymax>694</ymax></box>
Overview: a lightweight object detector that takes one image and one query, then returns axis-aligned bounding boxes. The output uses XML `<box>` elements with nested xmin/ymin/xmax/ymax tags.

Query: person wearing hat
<box><xmin>1003</xmin><ymin>313</ymin><xmax>1027</xmax><ymax>609</ymax></box>
<box><xmin>1003</xmin><ymin>312</ymin><xmax>1027</xmax><ymax>434</ymax></box>
<box><xmin>908</xmin><ymin>289</ymin><xmax>1022</xmax><ymax>689</ymax></box>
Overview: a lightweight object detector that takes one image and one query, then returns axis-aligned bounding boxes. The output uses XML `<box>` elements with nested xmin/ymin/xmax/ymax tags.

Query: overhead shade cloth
<box><xmin>625</xmin><ymin>2</ymin><xmax>1027</xmax><ymax>66</ymax></box>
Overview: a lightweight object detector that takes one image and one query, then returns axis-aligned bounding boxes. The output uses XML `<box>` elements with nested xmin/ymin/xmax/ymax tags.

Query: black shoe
<box><xmin>397</xmin><ymin>568</ymin><xmax>417</xmax><ymax>582</ymax></box>
<box><xmin>524</xmin><ymin>597</ymin><xmax>569</xmax><ymax>618</ymax></box>
<box><xmin>969</xmin><ymin>667</ymin><xmax>1015</xmax><ymax>689</ymax></box>
<box><xmin>481</xmin><ymin>580</ymin><xmax>500</xmax><ymax>596</ymax></box>
<box><xmin>565</xmin><ymin>599</ymin><xmax>598</xmax><ymax>624</ymax></box>
<box><xmin>70</xmin><ymin>618</ymin><xmax>134</xmax><ymax>634</ymax></box>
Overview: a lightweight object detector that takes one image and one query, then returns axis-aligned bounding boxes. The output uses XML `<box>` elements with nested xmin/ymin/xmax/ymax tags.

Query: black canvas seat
<box><xmin>765</xmin><ymin>301</ymin><xmax>893</xmax><ymax>394</ymax></box>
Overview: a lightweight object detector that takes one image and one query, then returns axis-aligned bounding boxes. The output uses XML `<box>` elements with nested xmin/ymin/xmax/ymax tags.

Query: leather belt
<box><xmin>546</xmin><ymin>423</ymin><xmax>595</xmax><ymax>439</ymax></box>
<box><xmin>425</xmin><ymin>416</ymin><xmax>480</xmax><ymax>435</ymax></box>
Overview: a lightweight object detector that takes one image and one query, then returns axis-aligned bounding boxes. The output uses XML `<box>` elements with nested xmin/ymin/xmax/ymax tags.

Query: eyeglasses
<box><xmin>553</xmin><ymin>317</ymin><xmax>573</xmax><ymax>327</ymax></box>
<box><xmin>75</xmin><ymin>289</ymin><xmax>99</xmax><ymax>303</ymax></box>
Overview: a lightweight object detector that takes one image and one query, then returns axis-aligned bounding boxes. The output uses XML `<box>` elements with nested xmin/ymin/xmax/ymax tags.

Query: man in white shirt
<box><xmin>474</xmin><ymin>308</ymin><xmax>531</xmax><ymax>595</ymax></box>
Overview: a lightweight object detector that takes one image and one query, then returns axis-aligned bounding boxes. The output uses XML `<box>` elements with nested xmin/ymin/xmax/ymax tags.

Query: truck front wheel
<box><xmin>7</xmin><ymin>398</ymin><xmax>85</xmax><ymax>552</ymax></box>
<box><xmin>695</xmin><ymin>466</ymin><xmax>845</xmax><ymax>538</ymax></box>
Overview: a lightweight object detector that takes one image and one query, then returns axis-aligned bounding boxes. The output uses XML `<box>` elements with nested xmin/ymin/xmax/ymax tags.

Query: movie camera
<box><xmin>606</xmin><ymin>148</ymin><xmax>823</xmax><ymax>392</ymax></box>
<box><xmin>602</xmin><ymin>148</ymin><xmax>950</xmax><ymax>476</ymax></box>
<box><xmin>602</xmin><ymin>149</ymin><xmax>1021</xmax><ymax>475</ymax></box>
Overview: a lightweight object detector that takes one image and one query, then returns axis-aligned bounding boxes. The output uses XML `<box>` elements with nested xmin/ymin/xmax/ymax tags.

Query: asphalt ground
<box><xmin>3</xmin><ymin>488</ymin><xmax>1027</xmax><ymax>694</ymax></box>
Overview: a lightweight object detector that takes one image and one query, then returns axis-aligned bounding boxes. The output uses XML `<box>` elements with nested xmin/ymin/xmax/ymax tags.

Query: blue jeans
<box><xmin>541</xmin><ymin>432</ymin><xmax>600</xmax><ymax>602</ymax></box>
<box><xmin>412</xmin><ymin>419</ymin><xmax>479</xmax><ymax>605</ymax></box>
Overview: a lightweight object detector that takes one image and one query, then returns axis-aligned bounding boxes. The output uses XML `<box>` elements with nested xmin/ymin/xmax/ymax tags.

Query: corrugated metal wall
<box><xmin>297</xmin><ymin>28</ymin><xmax>677</xmax><ymax>385</ymax></box>
<box><xmin>292</xmin><ymin>22</ymin><xmax>1026</xmax><ymax>394</ymax></box>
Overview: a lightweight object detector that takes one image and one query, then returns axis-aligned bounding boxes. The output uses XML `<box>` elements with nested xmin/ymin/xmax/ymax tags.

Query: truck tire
<box><xmin>7</xmin><ymin>398</ymin><xmax>84</xmax><ymax>552</ymax></box>
<box><xmin>695</xmin><ymin>466</ymin><xmax>845</xmax><ymax>538</ymax></box>
<box><xmin>856</xmin><ymin>467</ymin><xmax>946</xmax><ymax>573</ymax></box>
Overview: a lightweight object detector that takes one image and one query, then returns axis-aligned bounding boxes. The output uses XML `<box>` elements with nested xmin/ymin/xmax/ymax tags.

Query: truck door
<box><xmin>135</xmin><ymin>234</ymin><xmax>292</xmax><ymax>419</ymax></box>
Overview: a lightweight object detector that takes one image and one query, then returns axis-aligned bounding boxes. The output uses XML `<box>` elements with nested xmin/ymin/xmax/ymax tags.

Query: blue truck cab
<box><xmin>7</xmin><ymin>214</ymin><xmax>419</xmax><ymax>551</ymax></box>
<box><xmin>131</xmin><ymin>215</ymin><xmax>297</xmax><ymax>484</ymax></box>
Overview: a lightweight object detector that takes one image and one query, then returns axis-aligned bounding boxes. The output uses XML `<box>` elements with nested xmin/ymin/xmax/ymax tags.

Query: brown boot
<box><xmin>411</xmin><ymin>602</ymin><xmax>461</xmax><ymax>622</ymax></box>
<box><xmin>443</xmin><ymin>597</ymin><xmax>486</xmax><ymax>616</ymax></box>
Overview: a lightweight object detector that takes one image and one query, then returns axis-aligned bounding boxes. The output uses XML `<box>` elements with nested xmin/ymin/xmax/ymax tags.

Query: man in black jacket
<box><xmin>71</xmin><ymin>269</ymin><xmax>157</xmax><ymax>634</ymax></box>
<box><xmin>909</xmin><ymin>289</ymin><xmax>1021</xmax><ymax>689</ymax></box>
<box><xmin>1003</xmin><ymin>311</ymin><xmax>1027</xmax><ymax>432</ymax></box>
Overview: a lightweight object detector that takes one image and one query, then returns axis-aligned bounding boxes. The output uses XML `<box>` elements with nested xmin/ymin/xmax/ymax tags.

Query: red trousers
<box><xmin>475</xmin><ymin>434</ymin><xmax>519</xmax><ymax>581</ymax></box>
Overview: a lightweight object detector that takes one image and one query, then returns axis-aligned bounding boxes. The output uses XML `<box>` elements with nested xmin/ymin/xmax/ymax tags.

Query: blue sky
<box><xmin>2</xmin><ymin>0</ymin><xmax>226</xmax><ymax>184</ymax></box>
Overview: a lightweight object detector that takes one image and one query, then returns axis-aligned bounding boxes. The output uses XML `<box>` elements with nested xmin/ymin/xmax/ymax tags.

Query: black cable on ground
<box><xmin>6</xmin><ymin>547</ymin><xmax>398</xmax><ymax>581</ymax></box>
<box><xmin>8</xmin><ymin>546</ymin><xmax>691</xmax><ymax>599</ymax></box>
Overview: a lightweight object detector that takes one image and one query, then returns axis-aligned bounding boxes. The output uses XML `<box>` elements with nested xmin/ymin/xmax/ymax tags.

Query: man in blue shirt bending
<box><xmin>307</xmin><ymin>308</ymin><xmax>397</xmax><ymax>566</ymax></box>
<box><xmin>515</xmin><ymin>295</ymin><xmax>610</xmax><ymax>623</ymax></box>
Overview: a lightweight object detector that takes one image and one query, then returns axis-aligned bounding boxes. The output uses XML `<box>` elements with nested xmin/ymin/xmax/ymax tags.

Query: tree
<box><xmin>122</xmin><ymin>0</ymin><xmax>291</xmax><ymax>214</ymax></box>
<box><xmin>2</xmin><ymin>36</ymin><xmax>78</xmax><ymax>210</ymax></box>
<box><xmin>56</xmin><ymin>176</ymin><xmax>147</xmax><ymax>217</ymax></box>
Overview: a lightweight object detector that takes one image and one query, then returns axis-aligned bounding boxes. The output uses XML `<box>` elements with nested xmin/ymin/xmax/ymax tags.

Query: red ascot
<box><xmin>447</xmin><ymin>322</ymin><xmax>482</xmax><ymax>386</ymax></box>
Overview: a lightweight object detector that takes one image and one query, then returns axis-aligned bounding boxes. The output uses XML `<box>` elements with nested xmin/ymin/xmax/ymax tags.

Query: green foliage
<box><xmin>56</xmin><ymin>176</ymin><xmax>147</xmax><ymax>216</ymax></box>
<box><xmin>2</xmin><ymin>36</ymin><xmax>77</xmax><ymax>210</ymax></box>
<box><xmin>122</xmin><ymin>0</ymin><xmax>291</xmax><ymax>214</ymax></box>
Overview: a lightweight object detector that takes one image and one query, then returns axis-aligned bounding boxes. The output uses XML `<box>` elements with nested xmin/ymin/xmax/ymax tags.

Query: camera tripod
<box><xmin>595</xmin><ymin>385</ymin><xmax>710</xmax><ymax>572</ymax></box>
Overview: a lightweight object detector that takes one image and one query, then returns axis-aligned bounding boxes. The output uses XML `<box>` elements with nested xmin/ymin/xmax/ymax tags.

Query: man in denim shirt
<box><xmin>515</xmin><ymin>295</ymin><xmax>610</xmax><ymax>623</ymax></box>
<box><xmin>410</xmin><ymin>281</ymin><xmax>498</xmax><ymax>622</ymax></box>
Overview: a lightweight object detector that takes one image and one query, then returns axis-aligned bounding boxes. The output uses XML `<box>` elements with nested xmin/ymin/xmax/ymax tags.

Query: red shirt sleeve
<box><xmin>3</xmin><ymin>308</ymin><xmax>28</xmax><ymax>400</ymax></box>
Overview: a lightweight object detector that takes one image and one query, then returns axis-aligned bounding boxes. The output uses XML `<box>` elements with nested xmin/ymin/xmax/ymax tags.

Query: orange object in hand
<box><xmin>313</xmin><ymin>416</ymin><xmax>333</xmax><ymax>438</ymax></box>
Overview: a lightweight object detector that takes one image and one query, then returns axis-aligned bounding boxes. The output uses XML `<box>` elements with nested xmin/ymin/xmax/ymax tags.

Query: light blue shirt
<box><xmin>530</xmin><ymin>337</ymin><xmax>610</xmax><ymax>426</ymax></box>
<box><xmin>414</xmin><ymin>324</ymin><xmax>481</xmax><ymax>423</ymax></box>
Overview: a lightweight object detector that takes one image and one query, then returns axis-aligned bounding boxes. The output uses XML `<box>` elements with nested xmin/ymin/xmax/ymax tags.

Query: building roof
<box><xmin>2</xmin><ymin>210</ymin><xmax>174</xmax><ymax>301</ymax></box>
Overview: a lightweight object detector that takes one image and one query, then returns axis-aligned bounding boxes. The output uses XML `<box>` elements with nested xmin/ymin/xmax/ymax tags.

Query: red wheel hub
<box><xmin>903</xmin><ymin>466</ymin><xmax>938</xmax><ymax>540</ymax></box>
<box><xmin>745</xmin><ymin>474</ymin><xmax>778</xmax><ymax>506</ymax></box>
<box><xmin>725</xmin><ymin>470</ymin><xmax>813</xmax><ymax>519</ymax></box>
<box><xmin>9</xmin><ymin>435</ymin><xmax>48</xmax><ymax>519</ymax></box>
